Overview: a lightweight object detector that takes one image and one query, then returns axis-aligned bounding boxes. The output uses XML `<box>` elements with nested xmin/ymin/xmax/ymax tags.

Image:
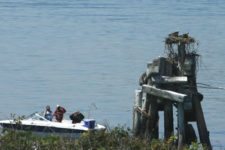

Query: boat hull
<box><xmin>1</xmin><ymin>123</ymin><xmax>85</xmax><ymax>134</ymax></box>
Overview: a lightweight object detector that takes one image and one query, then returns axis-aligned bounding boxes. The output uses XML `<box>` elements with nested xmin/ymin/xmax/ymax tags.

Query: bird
<box><xmin>169</xmin><ymin>31</ymin><xmax>179</xmax><ymax>37</ymax></box>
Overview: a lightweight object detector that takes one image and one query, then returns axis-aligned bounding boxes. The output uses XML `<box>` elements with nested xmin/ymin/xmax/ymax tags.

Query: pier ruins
<box><xmin>133</xmin><ymin>32</ymin><xmax>212</xmax><ymax>149</ymax></box>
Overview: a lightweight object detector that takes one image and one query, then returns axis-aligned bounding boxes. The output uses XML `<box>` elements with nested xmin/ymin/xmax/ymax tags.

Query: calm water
<box><xmin>0</xmin><ymin>0</ymin><xmax>225</xmax><ymax>148</ymax></box>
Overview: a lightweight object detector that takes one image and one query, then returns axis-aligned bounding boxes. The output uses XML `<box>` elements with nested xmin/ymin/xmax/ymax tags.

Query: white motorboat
<box><xmin>0</xmin><ymin>112</ymin><xmax>105</xmax><ymax>137</ymax></box>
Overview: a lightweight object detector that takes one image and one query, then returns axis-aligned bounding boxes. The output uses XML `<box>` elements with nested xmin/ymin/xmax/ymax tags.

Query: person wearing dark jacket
<box><xmin>70</xmin><ymin>111</ymin><xmax>84</xmax><ymax>124</ymax></box>
<box><xmin>53</xmin><ymin>105</ymin><xmax>66</xmax><ymax>122</ymax></box>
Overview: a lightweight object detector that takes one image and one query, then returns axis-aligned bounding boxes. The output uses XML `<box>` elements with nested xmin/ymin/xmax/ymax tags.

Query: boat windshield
<box><xmin>26</xmin><ymin>112</ymin><xmax>49</xmax><ymax>121</ymax></box>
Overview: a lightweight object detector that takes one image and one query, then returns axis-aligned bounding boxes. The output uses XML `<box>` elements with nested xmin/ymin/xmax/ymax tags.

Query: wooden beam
<box><xmin>151</xmin><ymin>76</ymin><xmax>188</xmax><ymax>84</ymax></box>
<box><xmin>142</xmin><ymin>85</ymin><xmax>187</xmax><ymax>103</ymax></box>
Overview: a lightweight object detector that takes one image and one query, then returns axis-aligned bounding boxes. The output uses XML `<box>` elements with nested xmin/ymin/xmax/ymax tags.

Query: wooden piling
<box><xmin>145</xmin><ymin>95</ymin><xmax>159</xmax><ymax>140</ymax></box>
<box><xmin>177</xmin><ymin>102</ymin><xmax>185</xmax><ymax>150</ymax></box>
<box><xmin>193</xmin><ymin>94</ymin><xmax>212</xmax><ymax>150</ymax></box>
<box><xmin>164</xmin><ymin>101</ymin><xmax>173</xmax><ymax>139</ymax></box>
<box><xmin>139</xmin><ymin>92</ymin><xmax>149</xmax><ymax>136</ymax></box>
<box><xmin>133</xmin><ymin>90</ymin><xmax>142</xmax><ymax>136</ymax></box>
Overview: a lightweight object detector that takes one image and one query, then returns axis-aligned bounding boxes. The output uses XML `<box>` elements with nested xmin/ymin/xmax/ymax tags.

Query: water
<box><xmin>0</xmin><ymin>0</ymin><xmax>225</xmax><ymax>148</ymax></box>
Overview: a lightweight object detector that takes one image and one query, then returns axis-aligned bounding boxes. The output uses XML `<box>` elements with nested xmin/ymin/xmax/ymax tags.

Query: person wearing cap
<box><xmin>44</xmin><ymin>105</ymin><xmax>53</xmax><ymax>121</ymax></box>
<box><xmin>53</xmin><ymin>105</ymin><xmax>66</xmax><ymax>122</ymax></box>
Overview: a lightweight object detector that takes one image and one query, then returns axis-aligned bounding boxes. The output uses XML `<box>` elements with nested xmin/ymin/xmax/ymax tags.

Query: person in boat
<box><xmin>70</xmin><ymin>111</ymin><xmax>84</xmax><ymax>124</ymax></box>
<box><xmin>44</xmin><ymin>105</ymin><xmax>53</xmax><ymax>121</ymax></box>
<box><xmin>53</xmin><ymin>105</ymin><xmax>66</xmax><ymax>122</ymax></box>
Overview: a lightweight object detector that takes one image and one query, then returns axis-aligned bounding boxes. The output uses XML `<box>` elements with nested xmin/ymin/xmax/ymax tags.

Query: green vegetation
<box><xmin>0</xmin><ymin>126</ymin><xmax>207</xmax><ymax>150</ymax></box>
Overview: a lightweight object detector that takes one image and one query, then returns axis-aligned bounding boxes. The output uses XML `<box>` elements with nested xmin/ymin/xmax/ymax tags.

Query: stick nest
<box><xmin>165</xmin><ymin>32</ymin><xmax>195</xmax><ymax>45</ymax></box>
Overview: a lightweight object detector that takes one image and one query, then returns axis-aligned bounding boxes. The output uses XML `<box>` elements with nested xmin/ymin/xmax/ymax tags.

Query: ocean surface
<box><xmin>0</xmin><ymin>0</ymin><xmax>225</xmax><ymax>148</ymax></box>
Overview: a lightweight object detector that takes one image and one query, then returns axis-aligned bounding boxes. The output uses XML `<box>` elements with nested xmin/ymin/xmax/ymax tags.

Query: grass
<box><xmin>0</xmin><ymin>126</ymin><xmax>208</xmax><ymax>150</ymax></box>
